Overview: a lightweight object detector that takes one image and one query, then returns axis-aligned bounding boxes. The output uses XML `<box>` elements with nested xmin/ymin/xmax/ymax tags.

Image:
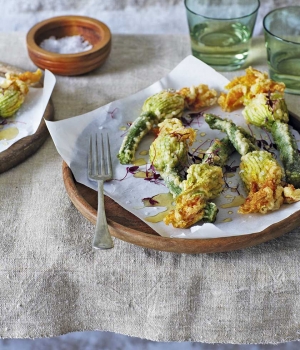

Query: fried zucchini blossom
<box><xmin>242</xmin><ymin>91</ymin><xmax>300</xmax><ymax>188</ymax></box>
<box><xmin>0</xmin><ymin>69</ymin><xmax>42</xmax><ymax>118</ymax></box>
<box><xmin>218</xmin><ymin>67</ymin><xmax>285</xmax><ymax>112</ymax></box>
<box><xmin>164</xmin><ymin>163</ymin><xmax>223</xmax><ymax>228</ymax></box>
<box><xmin>238</xmin><ymin>151</ymin><xmax>285</xmax><ymax>214</ymax></box>
<box><xmin>117</xmin><ymin>84</ymin><xmax>217</xmax><ymax>165</ymax></box>
<box><xmin>149</xmin><ymin>118</ymin><xmax>196</xmax><ymax>197</ymax></box>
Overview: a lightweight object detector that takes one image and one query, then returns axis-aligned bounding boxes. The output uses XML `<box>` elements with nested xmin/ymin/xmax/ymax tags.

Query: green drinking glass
<box><xmin>264</xmin><ymin>6</ymin><xmax>300</xmax><ymax>94</ymax></box>
<box><xmin>184</xmin><ymin>0</ymin><xmax>260</xmax><ymax>71</ymax></box>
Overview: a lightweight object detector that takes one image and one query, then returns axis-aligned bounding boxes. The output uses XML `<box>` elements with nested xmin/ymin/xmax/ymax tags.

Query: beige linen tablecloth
<box><xmin>1</xmin><ymin>32</ymin><xmax>300</xmax><ymax>344</ymax></box>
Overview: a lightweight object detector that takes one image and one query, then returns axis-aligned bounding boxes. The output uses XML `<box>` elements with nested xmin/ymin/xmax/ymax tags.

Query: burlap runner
<box><xmin>1</xmin><ymin>33</ymin><xmax>300</xmax><ymax>344</ymax></box>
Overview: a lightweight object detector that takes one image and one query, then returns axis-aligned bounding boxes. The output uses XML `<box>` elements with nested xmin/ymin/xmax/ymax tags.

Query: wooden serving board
<box><xmin>0</xmin><ymin>63</ymin><xmax>54</xmax><ymax>174</ymax></box>
<box><xmin>62</xmin><ymin>157</ymin><xmax>300</xmax><ymax>254</ymax></box>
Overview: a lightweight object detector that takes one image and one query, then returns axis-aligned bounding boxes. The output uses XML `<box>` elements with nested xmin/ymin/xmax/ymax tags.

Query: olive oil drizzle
<box><xmin>133</xmin><ymin>158</ymin><xmax>147</xmax><ymax>166</ymax></box>
<box><xmin>143</xmin><ymin>193</ymin><xmax>175</xmax><ymax>223</ymax></box>
<box><xmin>0</xmin><ymin>127</ymin><xmax>19</xmax><ymax>141</ymax></box>
<box><xmin>221</xmin><ymin>195</ymin><xmax>245</xmax><ymax>209</ymax></box>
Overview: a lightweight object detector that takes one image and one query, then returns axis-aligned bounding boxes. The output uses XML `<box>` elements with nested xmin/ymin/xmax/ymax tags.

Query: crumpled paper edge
<box><xmin>0</xmin><ymin>70</ymin><xmax>56</xmax><ymax>152</ymax></box>
<box><xmin>45</xmin><ymin>56</ymin><xmax>300</xmax><ymax>239</ymax></box>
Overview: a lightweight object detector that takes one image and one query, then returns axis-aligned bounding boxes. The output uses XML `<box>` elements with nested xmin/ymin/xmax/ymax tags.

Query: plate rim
<box><xmin>62</xmin><ymin>161</ymin><xmax>300</xmax><ymax>253</ymax></box>
<box><xmin>0</xmin><ymin>63</ymin><xmax>54</xmax><ymax>173</ymax></box>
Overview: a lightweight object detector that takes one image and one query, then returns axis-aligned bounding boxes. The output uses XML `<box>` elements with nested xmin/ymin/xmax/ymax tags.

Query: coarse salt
<box><xmin>40</xmin><ymin>35</ymin><xmax>93</xmax><ymax>54</ymax></box>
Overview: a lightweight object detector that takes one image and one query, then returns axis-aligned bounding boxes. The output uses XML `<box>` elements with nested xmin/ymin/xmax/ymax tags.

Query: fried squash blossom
<box><xmin>238</xmin><ymin>151</ymin><xmax>284</xmax><ymax>214</ymax></box>
<box><xmin>0</xmin><ymin>69</ymin><xmax>42</xmax><ymax>118</ymax></box>
<box><xmin>164</xmin><ymin>163</ymin><xmax>224</xmax><ymax>228</ymax></box>
<box><xmin>149</xmin><ymin>118</ymin><xmax>196</xmax><ymax>197</ymax></box>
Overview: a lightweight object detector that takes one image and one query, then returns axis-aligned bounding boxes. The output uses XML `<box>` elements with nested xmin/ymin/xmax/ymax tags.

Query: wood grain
<box><xmin>62</xmin><ymin>122</ymin><xmax>300</xmax><ymax>254</ymax></box>
<box><xmin>26</xmin><ymin>16</ymin><xmax>111</xmax><ymax>76</ymax></box>
<box><xmin>0</xmin><ymin>62</ymin><xmax>54</xmax><ymax>173</ymax></box>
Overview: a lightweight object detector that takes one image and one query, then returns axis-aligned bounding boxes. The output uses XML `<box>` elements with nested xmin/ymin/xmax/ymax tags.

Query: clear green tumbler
<box><xmin>185</xmin><ymin>0</ymin><xmax>260</xmax><ymax>71</ymax></box>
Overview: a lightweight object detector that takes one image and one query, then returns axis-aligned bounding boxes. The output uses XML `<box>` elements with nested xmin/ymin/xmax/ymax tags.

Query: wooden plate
<box><xmin>62</xmin><ymin>159</ymin><xmax>300</xmax><ymax>254</ymax></box>
<box><xmin>0</xmin><ymin>62</ymin><xmax>54</xmax><ymax>174</ymax></box>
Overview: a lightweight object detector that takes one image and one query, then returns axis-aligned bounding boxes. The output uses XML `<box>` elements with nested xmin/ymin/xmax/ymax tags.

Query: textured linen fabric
<box><xmin>1</xmin><ymin>33</ymin><xmax>300</xmax><ymax>344</ymax></box>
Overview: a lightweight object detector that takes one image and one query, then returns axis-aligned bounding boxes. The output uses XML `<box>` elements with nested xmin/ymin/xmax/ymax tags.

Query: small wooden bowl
<box><xmin>26</xmin><ymin>15</ymin><xmax>111</xmax><ymax>76</ymax></box>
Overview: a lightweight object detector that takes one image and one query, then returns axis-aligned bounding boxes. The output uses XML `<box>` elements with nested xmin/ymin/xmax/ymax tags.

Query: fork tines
<box><xmin>88</xmin><ymin>132</ymin><xmax>112</xmax><ymax>180</ymax></box>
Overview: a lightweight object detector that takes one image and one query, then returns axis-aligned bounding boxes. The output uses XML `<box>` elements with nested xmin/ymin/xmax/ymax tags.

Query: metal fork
<box><xmin>88</xmin><ymin>133</ymin><xmax>114</xmax><ymax>249</ymax></box>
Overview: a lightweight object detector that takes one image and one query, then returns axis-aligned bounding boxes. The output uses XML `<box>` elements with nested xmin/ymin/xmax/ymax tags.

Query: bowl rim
<box><xmin>26</xmin><ymin>15</ymin><xmax>111</xmax><ymax>59</ymax></box>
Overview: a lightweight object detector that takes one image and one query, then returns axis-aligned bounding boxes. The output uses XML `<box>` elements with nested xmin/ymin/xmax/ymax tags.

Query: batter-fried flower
<box><xmin>218</xmin><ymin>67</ymin><xmax>285</xmax><ymax>112</ymax></box>
<box><xmin>0</xmin><ymin>69</ymin><xmax>42</xmax><ymax>118</ymax></box>
<box><xmin>238</xmin><ymin>151</ymin><xmax>284</xmax><ymax>214</ymax></box>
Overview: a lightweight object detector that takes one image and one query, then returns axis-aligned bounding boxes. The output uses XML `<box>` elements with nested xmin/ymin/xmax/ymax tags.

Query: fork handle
<box><xmin>93</xmin><ymin>180</ymin><xmax>114</xmax><ymax>249</ymax></box>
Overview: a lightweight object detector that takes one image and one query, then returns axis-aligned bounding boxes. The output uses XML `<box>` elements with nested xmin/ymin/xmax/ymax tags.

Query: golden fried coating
<box><xmin>149</xmin><ymin>118</ymin><xmax>196</xmax><ymax>173</ymax></box>
<box><xmin>218</xmin><ymin>67</ymin><xmax>285</xmax><ymax>112</ymax></box>
<box><xmin>1</xmin><ymin>69</ymin><xmax>42</xmax><ymax>95</ymax></box>
<box><xmin>283</xmin><ymin>184</ymin><xmax>300</xmax><ymax>204</ymax></box>
<box><xmin>164</xmin><ymin>190</ymin><xmax>207</xmax><ymax>228</ymax></box>
<box><xmin>238</xmin><ymin>151</ymin><xmax>300</xmax><ymax>213</ymax></box>
<box><xmin>157</xmin><ymin>118</ymin><xmax>196</xmax><ymax>145</ymax></box>
<box><xmin>0</xmin><ymin>69</ymin><xmax>42</xmax><ymax>118</ymax></box>
<box><xmin>238</xmin><ymin>151</ymin><xmax>286</xmax><ymax>214</ymax></box>
<box><xmin>178</xmin><ymin>84</ymin><xmax>217</xmax><ymax>110</ymax></box>
<box><xmin>239</xmin><ymin>151</ymin><xmax>283</xmax><ymax>192</ymax></box>
<box><xmin>10</xmin><ymin>70</ymin><xmax>42</xmax><ymax>84</ymax></box>
<box><xmin>164</xmin><ymin>163</ymin><xmax>223</xmax><ymax>228</ymax></box>
<box><xmin>238</xmin><ymin>180</ymin><xmax>284</xmax><ymax>214</ymax></box>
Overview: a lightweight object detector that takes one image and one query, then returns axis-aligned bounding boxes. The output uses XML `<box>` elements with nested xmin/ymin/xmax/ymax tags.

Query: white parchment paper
<box><xmin>0</xmin><ymin>70</ymin><xmax>56</xmax><ymax>152</ymax></box>
<box><xmin>46</xmin><ymin>56</ymin><xmax>300</xmax><ymax>239</ymax></box>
